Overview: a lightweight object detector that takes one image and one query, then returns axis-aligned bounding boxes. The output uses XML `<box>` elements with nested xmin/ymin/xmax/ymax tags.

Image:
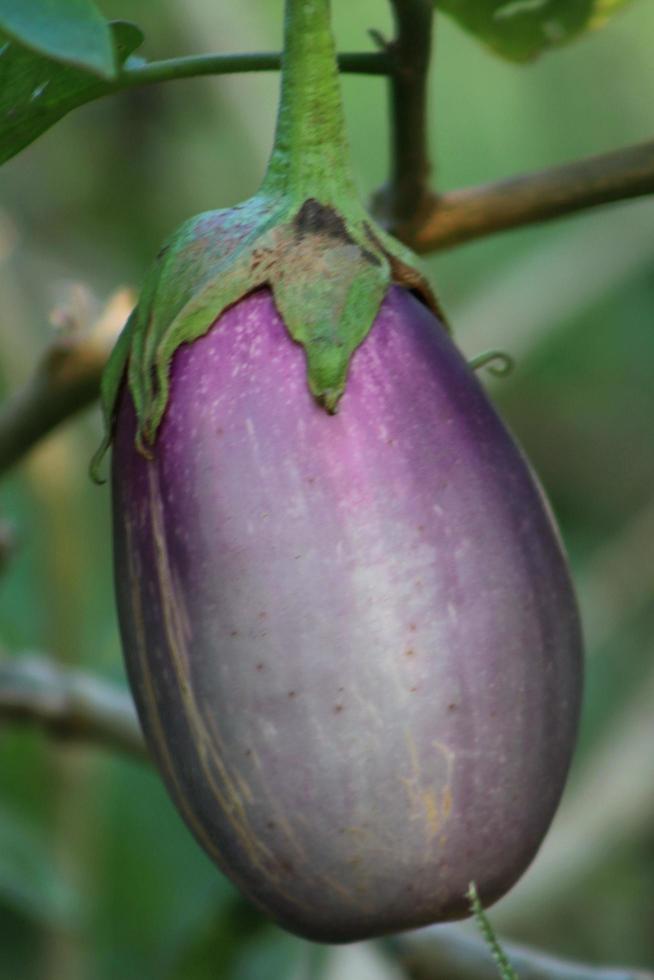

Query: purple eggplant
<box><xmin>111</xmin><ymin>285</ymin><xmax>582</xmax><ymax>942</ymax></box>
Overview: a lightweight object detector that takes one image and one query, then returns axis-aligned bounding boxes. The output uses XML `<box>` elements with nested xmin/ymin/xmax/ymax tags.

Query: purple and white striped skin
<box><xmin>112</xmin><ymin>286</ymin><xmax>582</xmax><ymax>943</ymax></box>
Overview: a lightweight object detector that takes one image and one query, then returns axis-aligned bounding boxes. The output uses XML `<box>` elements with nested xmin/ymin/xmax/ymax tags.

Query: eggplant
<box><xmin>111</xmin><ymin>284</ymin><xmax>582</xmax><ymax>942</ymax></box>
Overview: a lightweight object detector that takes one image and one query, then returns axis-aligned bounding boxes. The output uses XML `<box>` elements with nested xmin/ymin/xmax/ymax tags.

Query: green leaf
<box><xmin>0</xmin><ymin>802</ymin><xmax>80</xmax><ymax>927</ymax></box>
<box><xmin>436</xmin><ymin>0</ymin><xmax>633</xmax><ymax>62</ymax></box>
<box><xmin>0</xmin><ymin>21</ymin><xmax>144</xmax><ymax>166</ymax></box>
<box><xmin>0</xmin><ymin>0</ymin><xmax>115</xmax><ymax>78</ymax></box>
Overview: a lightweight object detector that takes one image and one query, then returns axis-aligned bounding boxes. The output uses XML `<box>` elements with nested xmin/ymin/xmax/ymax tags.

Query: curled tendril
<box><xmin>467</xmin><ymin>882</ymin><xmax>520</xmax><ymax>980</ymax></box>
<box><xmin>468</xmin><ymin>349</ymin><xmax>515</xmax><ymax>378</ymax></box>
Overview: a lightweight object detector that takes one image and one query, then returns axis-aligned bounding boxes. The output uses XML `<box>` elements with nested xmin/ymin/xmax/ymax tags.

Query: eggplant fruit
<box><xmin>112</xmin><ymin>285</ymin><xmax>582</xmax><ymax>943</ymax></box>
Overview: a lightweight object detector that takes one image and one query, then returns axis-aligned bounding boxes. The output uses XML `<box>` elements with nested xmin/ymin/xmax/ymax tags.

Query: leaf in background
<box><xmin>0</xmin><ymin>21</ymin><xmax>144</xmax><ymax>166</ymax></box>
<box><xmin>0</xmin><ymin>0</ymin><xmax>115</xmax><ymax>78</ymax></box>
<box><xmin>0</xmin><ymin>802</ymin><xmax>80</xmax><ymax>927</ymax></box>
<box><xmin>436</xmin><ymin>0</ymin><xmax>634</xmax><ymax>61</ymax></box>
<box><xmin>589</xmin><ymin>0</ymin><xmax>633</xmax><ymax>28</ymax></box>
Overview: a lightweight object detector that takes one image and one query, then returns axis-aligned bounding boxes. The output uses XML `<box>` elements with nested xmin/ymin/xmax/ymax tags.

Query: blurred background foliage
<box><xmin>0</xmin><ymin>1</ymin><xmax>653</xmax><ymax>978</ymax></box>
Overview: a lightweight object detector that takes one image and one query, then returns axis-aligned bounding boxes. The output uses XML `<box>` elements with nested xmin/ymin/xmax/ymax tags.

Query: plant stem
<box><xmin>378</xmin><ymin>0</ymin><xmax>437</xmax><ymax>227</ymax></box>
<box><xmin>403</xmin><ymin>139</ymin><xmax>654</xmax><ymax>252</ymax></box>
<box><xmin>114</xmin><ymin>50</ymin><xmax>391</xmax><ymax>92</ymax></box>
<box><xmin>262</xmin><ymin>0</ymin><xmax>357</xmax><ymax>203</ymax></box>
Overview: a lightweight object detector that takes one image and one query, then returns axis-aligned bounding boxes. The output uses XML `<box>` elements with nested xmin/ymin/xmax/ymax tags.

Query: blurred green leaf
<box><xmin>0</xmin><ymin>20</ymin><xmax>143</xmax><ymax>166</ymax></box>
<box><xmin>0</xmin><ymin>802</ymin><xmax>80</xmax><ymax>927</ymax></box>
<box><xmin>0</xmin><ymin>0</ymin><xmax>115</xmax><ymax>78</ymax></box>
<box><xmin>436</xmin><ymin>0</ymin><xmax>634</xmax><ymax>61</ymax></box>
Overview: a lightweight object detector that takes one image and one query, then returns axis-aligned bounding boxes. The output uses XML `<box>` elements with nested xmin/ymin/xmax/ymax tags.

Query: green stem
<box><xmin>262</xmin><ymin>0</ymin><xmax>358</xmax><ymax>203</ymax></box>
<box><xmin>114</xmin><ymin>50</ymin><xmax>391</xmax><ymax>91</ymax></box>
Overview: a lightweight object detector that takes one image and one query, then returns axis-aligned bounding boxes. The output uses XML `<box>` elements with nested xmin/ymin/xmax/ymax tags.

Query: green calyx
<box><xmin>92</xmin><ymin>0</ymin><xmax>440</xmax><ymax>478</ymax></box>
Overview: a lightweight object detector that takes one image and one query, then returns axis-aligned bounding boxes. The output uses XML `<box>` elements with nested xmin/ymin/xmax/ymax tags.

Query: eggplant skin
<box><xmin>112</xmin><ymin>285</ymin><xmax>582</xmax><ymax>943</ymax></box>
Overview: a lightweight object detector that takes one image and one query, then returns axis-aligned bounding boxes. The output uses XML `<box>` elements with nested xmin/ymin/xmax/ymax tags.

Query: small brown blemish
<box><xmin>307</xmin><ymin>476</ymin><xmax>316</xmax><ymax>486</ymax></box>
<box><xmin>294</xmin><ymin>198</ymin><xmax>353</xmax><ymax>242</ymax></box>
<box><xmin>267</xmin><ymin>820</ymin><xmax>276</xmax><ymax>830</ymax></box>
<box><xmin>280</xmin><ymin>859</ymin><xmax>294</xmax><ymax>874</ymax></box>
<box><xmin>337</xmin><ymin>687</ymin><xmax>345</xmax><ymax>694</ymax></box>
<box><xmin>409</xmin><ymin>623</ymin><xmax>417</xmax><ymax>632</ymax></box>
<box><xmin>448</xmin><ymin>703</ymin><xmax>458</xmax><ymax>712</ymax></box>
<box><xmin>417</xmin><ymin>524</ymin><xmax>425</xmax><ymax>533</ymax></box>
<box><xmin>288</xmin><ymin>690</ymin><xmax>297</xmax><ymax>699</ymax></box>
<box><xmin>244</xmin><ymin>748</ymin><xmax>252</xmax><ymax>757</ymax></box>
<box><xmin>230</xmin><ymin>630</ymin><xmax>239</xmax><ymax>637</ymax></box>
<box><xmin>258</xmin><ymin>611</ymin><xmax>267</xmax><ymax>620</ymax></box>
<box><xmin>404</xmin><ymin>649</ymin><xmax>415</xmax><ymax>658</ymax></box>
<box><xmin>333</xmin><ymin>704</ymin><xmax>344</xmax><ymax>714</ymax></box>
<box><xmin>410</xmin><ymin>686</ymin><xmax>418</xmax><ymax>693</ymax></box>
<box><xmin>256</xmin><ymin>663</ymin><xmax>265</xmax><ymax>672</ymax></box>
<box><xmin>216</xmin><ymin>426</ymin><xmax>224</xmax><ymax>436</ymax></box>
<box><xmin>387</xmin><ymin>437</ymin><xmax>396</xmax><ymax>447</ymax></box>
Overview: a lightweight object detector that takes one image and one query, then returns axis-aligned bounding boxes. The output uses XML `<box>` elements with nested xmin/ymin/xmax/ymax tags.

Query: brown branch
<box><xmin>394</xmin><ymin>927</ymin><xmax>654</xmax><ymax>980</ymax></box>
<box><xmin>0</xmin><ymin>654</ymin><xmax>145</xmax><ymax>759</ymax></box>
<box><xmin>373</xmin><ymin>0</ymin><xmax>438</xmax><ymax>228</ymax></box>
<box><xmin>0</xmin><ymin>287</ymin><xmax>133</xmax><ymax>477</ymax></box>
<box><xmin>401</xmin><ymin>139</ymin><xmax>654</xmax><ymax>253</ymax></box>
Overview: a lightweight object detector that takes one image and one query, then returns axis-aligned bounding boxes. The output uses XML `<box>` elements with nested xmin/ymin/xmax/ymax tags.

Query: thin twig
<box><xmin>374</xmin><ymin>0</ymin><xmax>437</xmax><ymax>227</ymax></box>
<box><xmin>0</xmin><ymin>288</ymin><xmax>133</xmax><ymax>477</ymax></box>
<box><xmin>467</xmin><ymin>882</ymin><xmax>519</xmax><ymax>980</ymax></box>
<box><xmin>0</xmin><ymin>654</ymin><xmax>145</xmax><ymax>758</ymax></box>
<box><xmin>402</xmin><ymin>139</ymin><xmax>654</xmax><ymax>253</ymax></box>
<box><xmin>113</xmin><ymin>50</ymin><xmax>392</xmax><ymax>91</ymax></box>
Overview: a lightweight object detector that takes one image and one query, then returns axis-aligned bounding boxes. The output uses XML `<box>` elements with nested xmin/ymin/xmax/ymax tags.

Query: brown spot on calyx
<box><xmin>405</xmin><ymin>649</ymin><xmax>415</xmax><ymax>658</ymax></box>
<box><xmin>293</xmin><ymin>198</ymin><xmax>382</xmax><ymax>267</ymax></box>
<box><xmin>295</xmin><ymin>198</ymin><xmax>354</xmax><ymax>243</ymax></box>
<box><xmin>333</xmin><ymin>704</ymin><xmax>344</xmax><ymax>714</ymax></box>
